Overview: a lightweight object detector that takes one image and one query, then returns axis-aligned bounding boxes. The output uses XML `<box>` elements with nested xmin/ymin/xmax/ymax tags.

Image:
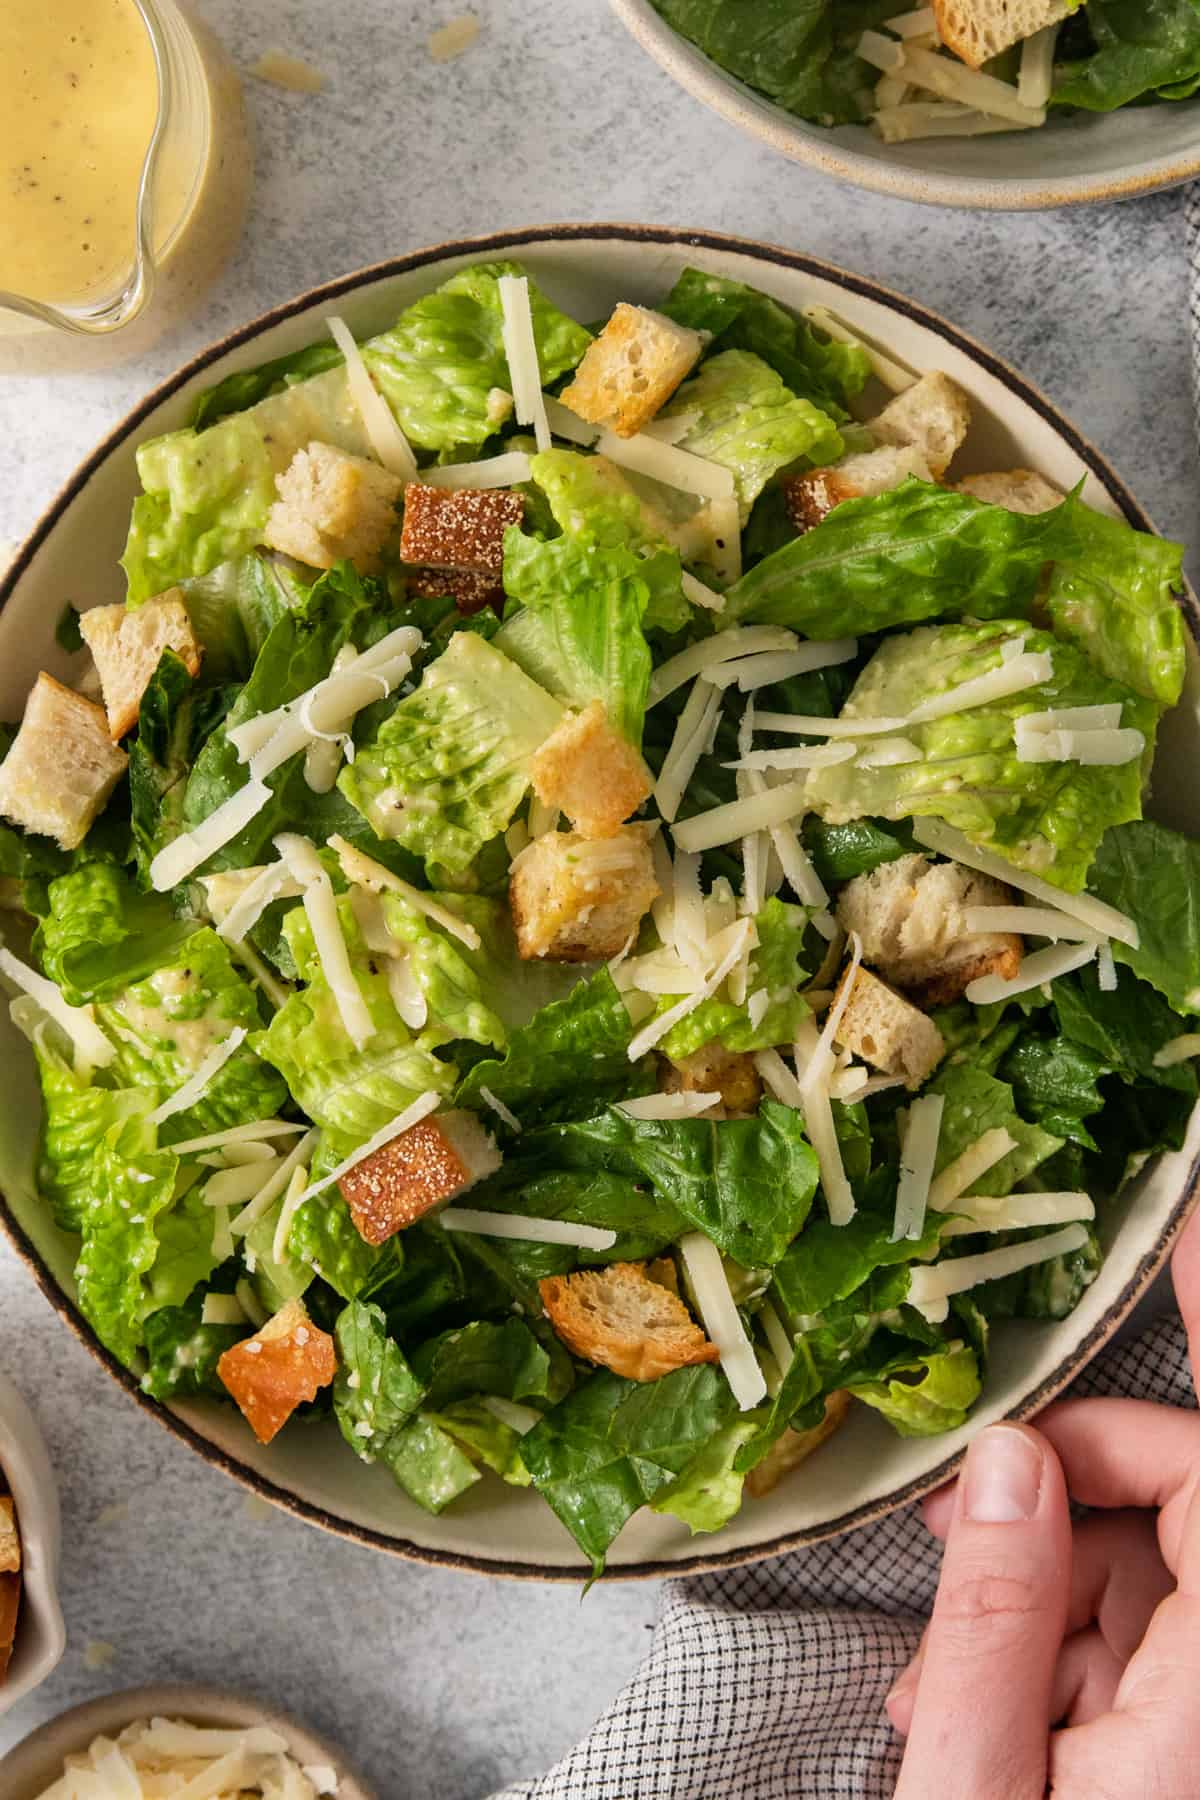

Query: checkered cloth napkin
<box><xmin>492</xmin><ymin>1316</ymin><xmax>1194</xmax><ymax>1799</ymax></box>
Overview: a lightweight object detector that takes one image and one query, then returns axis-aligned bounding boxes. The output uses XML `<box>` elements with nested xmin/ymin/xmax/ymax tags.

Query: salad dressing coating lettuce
<box><xmin>339</xmin><ymin>631</ymin><xmax>564</xmax><ymax>877</ymax></box>
<box><xmin>803</xmin><ymin>620</ymin><xmax>1157</xmax><ymax>892</ymax></box>
<box><xmin>75</xmin><ymin>1114</ymin><xmax>179</xmax><ymax>1367</ymax></box>
<box><xmin>661</xmin><ymin>348</ymin><xmax>844</xmax><ymax>520</ymax></box>
<box><xmin>122</xmin><ymin>264</ymin><xmax>591</xmax><ymax>602</ymax></box>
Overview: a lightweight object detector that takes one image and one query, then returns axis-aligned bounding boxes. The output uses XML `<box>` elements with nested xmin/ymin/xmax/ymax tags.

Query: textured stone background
<box><xmin>0</xmin><ymin>2</ymin><xmax>1196</xmax><ymax>1793</ymax></box>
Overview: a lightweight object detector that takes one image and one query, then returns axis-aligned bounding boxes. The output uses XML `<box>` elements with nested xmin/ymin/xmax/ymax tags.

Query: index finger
<box><xmin>1038</xmin><ymin>1398</ymin><xmax>1200</xmax><ymax>1576</ymax></box>
<box><xmin>1172</xmin><ymin>1196</ymin><xmax>1200</xmax><ymax>1382</ymax></box>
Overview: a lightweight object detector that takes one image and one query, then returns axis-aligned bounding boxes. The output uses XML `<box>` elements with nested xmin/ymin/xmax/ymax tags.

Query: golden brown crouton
<box><xmin>745</xmin><ymin>1391</ymin><xmax>850</xmax><ymax>1499</ymax></box>
<box><xmin>539</xmin><ymin>1261</ymin><xmax>719</xmax><ymax>1382</ymax></box>
<box><xmin>217</xmin><ymin>1299</ymin><xmax>337</xmax><ymax>1446</ymax></box>
<box><xmin>338</xmin><ymin>1110</ymin><xmax>501</xmax><ymax>1246</ymax></box>
<box><xmin>661</xmin><ymin>1041</ymin><xmax>763</xmax><ymax>1118</ymax></box>
<box><xmin>833</xmin><ymin>964</ymin><xmax>945</xmax><ymax>1090</ymax></box>
<box><xmin>509</xmin><ymin>826</ymin><xmax>659</xmax><ymax>962</ymax></box>
<box><xmin>399</xmin><ymin>482</ymin><xmax>525</xmax><ymax>575</ymax></box>
<box><xmin>407</xmin><ymin>565</ymin><xmax>505</xmax><ymax>617</ymax></box>
<box><xmin>0</xmin><ymin>1498</ymin><xmax>18</xmax><ymax>1576</ymax></box>
<box><xmin>0</xmin><ymin>673</ymin><xmax>128</xmax><ymax>851</ymax></box>
<box><xmin>529</xmin><ymin>702</ymin><xmax>653</xmax><ymax>840</ymax></box>
<box><xmin>263</xmin><ymin>440</ymin><xmax>403</xmax><ymax>571</ymax></box>
<box><xmin>79</xmin><ymin>590</ymin><xmax>202</xmax><ymax>740</ymax></box>
<box><xmin>559</xmin><ymin>304</ymin><xmax>703</xmax><ymax>439</ymax></box>
<box><xmin>868</xmin><ymin>373</ymin><xmax>972</xmax><ymax>480</ymax></box>
<box><xmin>0</xmin><ymin>1571</ymin><xmax>18</xmax><ymax>1682</ymax></box>
<box><xmin>836</xmin><ymin>853</ymin><xmax>1023</xmax><ymax>1009</ymax></box>
<box><xmin>781</xmin><ymin>445</ymin><xmax>932</xmax><ymax>534</ymax></box>
<box><xmin>954</xmin><ymin>469</ymin><xmax>1063</xmax><ymax>515</ymax></box>
<box><xmin>933</xmin><ymin>0</ymin><xmax>1072</xmax><ymax>69</ymax></box>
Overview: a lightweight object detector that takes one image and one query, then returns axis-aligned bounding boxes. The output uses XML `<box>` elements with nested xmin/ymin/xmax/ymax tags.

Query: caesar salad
<box><xmin>0</xmin><ymin>259</ymin><xmax>1194</xmax><ymax>1573</ymax></box>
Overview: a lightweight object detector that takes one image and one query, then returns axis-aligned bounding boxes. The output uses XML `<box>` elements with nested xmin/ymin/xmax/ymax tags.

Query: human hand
<box><xmin>886</xmin><ymin>1203</ymin><xmax>1200</xmax><ymax>1799</ymax></box>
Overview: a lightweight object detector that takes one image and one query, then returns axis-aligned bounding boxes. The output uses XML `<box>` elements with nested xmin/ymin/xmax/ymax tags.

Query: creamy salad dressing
<box><xmin>114</xmin><ymin>967</ymin><xmax>236</xmax><ymax>1069</ymax></box>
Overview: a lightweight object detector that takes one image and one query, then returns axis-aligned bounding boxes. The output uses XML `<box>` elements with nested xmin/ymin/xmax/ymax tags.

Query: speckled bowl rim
<box><xmin>0</xmin><ymin>222</ymin><xmax>1197</xmax><ymax>1582</ymax></box>
<box><xmin>610</xmin><ymin>0</ymin><xmax>1200</xmax><ymax>211</ymax></box>
<box><xmin>0</xmin><ymin>1683</ymin><xmax>378</xmax><ymax>1798</ymax></box>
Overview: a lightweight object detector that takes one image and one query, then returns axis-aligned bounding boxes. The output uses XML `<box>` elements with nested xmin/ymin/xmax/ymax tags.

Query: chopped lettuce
<box><xmin>425</xmin><ymin>1399</ymin><xmax>533</xmax><ymax>1487</ymax></box>
<box><xmin>1088</xmin><ymin>821</ymin><xmax>1200</xmax><ymax>1014</ymax></box>
<box><xmin>33</xmin><ymin>1042</ymin><xmax>154</xmax><ymax>1232</ymax></box>
<box><xmin>128</xmin><ymin>652</ymin><xmax>239</xmax><ymax>889</ymax></box>
<box><xmin>847</xmin><ymin>1345</ymin><xmax>981</xmax><ymax>1438</ymax></box>
<box><xmin>655</xmin><ymin>897</ymin><xmax>809</xmax><ymax>1058</ymax></box>
<box><xmin>75</xmin><ymin>1114</ymin><xmax>178</xmax><ymax>1367</ymax></box>
<box><xmin>383</xmin><ymin>1414</ymin><xmax>483</xmax><ymax>1513</ymax></box>
<box><xmin>772</xmin><ymin>1210</ymin><xmax>943</xmax><ymax>1325</ymax></box>
<box><xmin>377</xmin><ymin>891</ymin><xmax>507</xmax><ymax>1049</ymax></box>
<box><xmin>649</xmin><ymin>1414</ymin><xmax>760</xmax><ymax>1534</ymax></box>
<box><xmin>37</xmin><ymin>862</ymin><xmax>197</xmax><ymax>1005</ymax></box>
<box><xmin>340</xmin><ymin>631</ymin><xmax>564</xmax><ymax>876</ymax></box>
<box><xmin>498</xmin><ymin>530</ymin><xmax>654</xmax><ymax>745</ymax></box>
<box><xmin>289</xmin><ymin>1183</ymin><xmax>399</xmax><ymax>1302</ymax></box>
<box><xmin>1044</xmin><ymin>505</ymin><xmax>1185</xmax><ymax>705</ymax></box>
<box><xmin>455</xmin><ymin>969</ymin><xmax>638</xmax><ymax>1122</ymax></box>
<box><xmin>333</xmin><ymin>1299</ymin><xmax>425</xmax><ymax>1453</ymax></box>
<box><xmin>521</xmin><ymin>1364</ymin><xmax>736</xmax><ymax>1574</ymax></box>
<box><xmin>929</xmin><ymin>1065</ymin><xmax>1063</xmax><ymax>1197</ymax></box>
<box><xmin>142</xmin><ymin>1291</ymin><xmax>246</xmax><ymax>1400</ymax></box>
<box><xmin>1053</xmin><ymin>0</ymin><xmax>1200</xmax><ymax>110</ymax></box>
<box><xmin>803</xmin><ymin>620</ymin><xmax>1157</xmax><ymax>892</ymax></box>
<box><xmin>411</xmin><ymin>1318</ymin><xmax>557</xmax><ymax>1408</ymax></box>
<box><xmin>177</xmin><ymin>553</ymin><xmax>299</xmax><ymax>679</ymax></box>
<box><xmin>664</xmin><ymin>349</ymin><xmax>843</xmax><ymax>520</ymax></box>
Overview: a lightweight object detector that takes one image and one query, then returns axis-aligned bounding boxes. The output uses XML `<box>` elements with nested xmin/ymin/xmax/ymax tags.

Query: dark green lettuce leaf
<box><xmin>142</xmin><ymin>1291</ymin><xmax>247</xmax><ymax>1400</ymax></box>
<box><xmin>455</xmin><ymin>969</ymin><xmax>639</xmax><ymax>1121</ymax></box>
<box><xmin>928</xmin><ymin>1064</ymin><xmax>1063</xmax><ymax>1195</ymax></box>
<box><xmin>1053</xmin><ymin>0</ymin><xmax>1200</xmax><ymax>110</ymax></box>
<box><xmin>127</xmin><ymin>652</ymin><xmax>238</xmax><ymax>890</ymax></box>
<box><xmin>190</xmin><ymin>343</ymin><xmax>345</xmax><ymax>431</ymax></box>
<box><xmin>1088</xmin><ymin>821</ymin><xmax>1200</xmax><ymax>1015</ymax></box>
<box><xmin>802</xmin><ymin>818</ymin><xmax>913</xmax><ymax>887</ymax></box>
<box><xmin>411</xmin><ymin>1318</ymin><xmax>558</xmax><ymax>1409</ymax></box>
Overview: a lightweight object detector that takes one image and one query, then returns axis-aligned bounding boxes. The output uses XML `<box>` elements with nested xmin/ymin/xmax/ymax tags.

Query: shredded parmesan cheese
<box><xmin>498</xmin><ymin>274</ymin><xmax>552</xmax><ymax>454</ymax></box>
<box><xmin>963</xmin><ymin>904</ymin><xmax>1102</xmax><ymax>943</ymax></box>
<box><xmin>927</xmin><ymin>1127</ymin><xmax>1016</xmax><ymax>1212</ymax></box>
<box><xmin>439</xmin><ymin>1208</ymin><xmax>617</xmax><ymax>1251</ymax></box>
<box><xmin>802</xmin><ymin>304</ymin><xmax>917</xmax><ymax>394</ymax></box>
<box><xmin>891</xmin><ymin>1093</ymin><xmax>944</xmax><ymax>1242</ymax></box>
<box><xmin>327</xmin><ymin>315</ymin><xmax>418</xmax><ymax>481</ymax></box>
<box><xmin>940</xmin><ymin>1190</ymin><xmax>1095</xmax><ymax>1237</ymax></box>
<box><xmin>649</xmin><ymin>627</ymin><xmax>799</xmax><ymax>706</ymax></box>
<box><xmin>169</xmin><ymin>1120</ymin><xmax>306</xmax><ymax>1156</ymax></box>
<box><xmin>671</xmin><ymin>782</ymin><xmax>808</xmax><ymax>855</ymax></box>
<box><xmin>0</xmin><ymin>948</ymin><xmax>115</xmax><ymax>1072</ymax></box>
<box><xmin>478</xmin><ymin>1085</ymin><xmax>522</xmax><ymax>1131</ymax></box>
<box><xmin>753</xmin><ymin>1047</ymin><xmax>806</xmax><ymax>1109</ymax></box>
<box><xmin>626</xmin><ymin>918</ymin><xmax>756</xmax><ymax>1061</ymax></box>
<box><xmin>272</xmin><ymin>1163</ymin><xmax>311</xmax><ymax>1266</ymax></box>
<box><xmin>147</xmin><ymin>1028</ymin><xmax>248</xmax><ymax>1126</ymax></box>
<box><xmin>149</xmin><ymin>780</ymin><xmax>274</xmax><ymax>891</ymax></box>
<box><xmin>229</xmin><ymin>1128</ymin><xmax>318</xmax><ymax>1237</ymax></box>
<box><xmin>276</xmin><ymin>833</ymin><xmax>375</xmax><ymax>1050</ymax></box>
<box><xmin>617</xmin><ymin>1091</ymin><xmax>721</xmax><ymax>1120</ymax></box>
<box><xmin>654</xmin><ymin>677</ymin><xmax>723</xmax><ymax>824</ymax></box>
<box><xmin>911</xmin><ymin>819</ymin><xmax>1140</xmax><ymax>949</ymax></box>
<box><xmin>965</xmin><ymin>939</ymin><xmax>1096</xmax><ymax>1005</ymax></box>
<box><xmin>214</xmin><ymin>860</ymin><xmax>302</xmax><ymax>946</ymax></box>
<box><xmin>678</xmin><ymin>1231</ymin><xmax>768</xmax><ymax>1411</ymax></box>
<box><xmin>680</xmin><ymin>571</ymin><xmax>726</xmax><ymax>613</ymax></box>
<box><xmin>595</xmin><ymin>426</ymin><xmax>737</xmax><ymax>505</ymax></box>
<box><xmin>331</xmin><ymin>834</ymin><xmax>482</xmax><ymax>949</ymax></box>
<box><xmin>1154</xmin><ymin>1034</ymin><xmax>1200</xmax><ymax>1069</ymax></box>
<box><xmin>908</xmin><ymin>1224</ymin><xmax>1090</xmax><ymax>1304</ymax></box>
<box><xmin>702</xmin><ymin>639</ymin><xmax>858</xmax><ymax>692</ymax></box>
<box><xmin>1018</xmin><ymin>22</ymin><xmax>1060</xmax><ymax>110</ymax></box>
<box><xmin>900</xmin><ymin>45</ymin><xmax>1047</xmax><ymax>126</ymax></box>
<box><xmin>423</xmin><ymin>452</ymin><xmax>533</xmax><ymax>490</ymax></box>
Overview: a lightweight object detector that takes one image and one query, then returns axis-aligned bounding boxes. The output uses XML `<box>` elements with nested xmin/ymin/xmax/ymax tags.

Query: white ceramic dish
<box><xmin>0</xmin><ymin>225</ymin><xmax>1197</xmax><ymax>1579</ymax></box>
<box><xmin>0</xmin><ymin>1369</ymin><xmax>66</xmax><ymax>1717</ymax></box>
<box><xmin>611</xmin><ymin>0</ymin><xmax>1200</xmax><ymax>211</ymax></box>
<box><xmin>0</xmin><ymin>1684</ymin><xmax>378</xmax><ymax>1799</ymax></box>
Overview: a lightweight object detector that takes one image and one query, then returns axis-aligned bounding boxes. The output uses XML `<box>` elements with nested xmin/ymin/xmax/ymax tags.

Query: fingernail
<box><xmin>962</xmin><ymin>1425</ymin><xmax>1043</xmax><ymax>1523</ymax></box>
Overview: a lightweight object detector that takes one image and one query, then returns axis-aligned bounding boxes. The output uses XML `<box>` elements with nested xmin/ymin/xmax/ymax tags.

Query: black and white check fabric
<box><xmin>492</xmin><ymin>1317</ymin><xmax>1196</xmax><ymax>1799</ymax></box>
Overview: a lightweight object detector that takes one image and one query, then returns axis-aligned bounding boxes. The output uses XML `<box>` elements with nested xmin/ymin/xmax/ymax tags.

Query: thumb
<box><xmin>892</xmin><ymin>1423</ymin><xmax>1072</xmax><ymax>1800</ymax></box>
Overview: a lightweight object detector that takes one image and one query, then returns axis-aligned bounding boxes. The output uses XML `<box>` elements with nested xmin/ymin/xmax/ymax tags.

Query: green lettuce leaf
<box><xmin>663</xmin><ymin>348</ymin><xmax>843</xmax><ymax>520</ymax></box>
<box><xmin>521</xmin><ymin>1364</ymin><xmax>736</xmax><ymax>1574</ymax></box>
<box><xmin>847</xmin><ymin>1344</ymin><xmax>981</xmax><ymax>1438</ymax></box>
<box><xmin>242</xmin><ymin>1193</ymin><xmax>315</xmax><ymax>1312</ymax></box>
<box><xmin>1053</xmin><ymin>0</ymin><xmax>1200</xmax><ymax>110</ymax></box>
<box><xmin>377</xmin><ymin>891</ymin><xmax>508</xmax><ymax>1049</ymax></box>
<box><xmin>340</xmin><ymin>630</ymin><xmax>564</xmax><ymax>876</ymax></box>
<box><xmin>382</xmin><ymin>1414</ymin><xmax>483</xmax><ymax>1513</ymax></box>
<box><xmin>424</xmin><ymin>1398</ymin><xmax>533</xmax><ymax>1486</ymax></box>
<box><xmin>190</xmin><ymin>343</ymin><xmax>345</xmax><ymax>431</ymax></box>
<box><xmin>37</xmin><ymin>862</ymin><xmax>197</xmax><ymax>1005</ymax></box>
<box><xmin>332</xmin><ymin>1299</ymin><xmax>425</xmax><ymax>1457</ymax></box>
<box><xmin>498</xmin><ymin>529</ymin><xmax>653</xmax><ymax>745</ymax></box>
<box><xmin>1000</xmin><ymin>1036</ymin><xmax>1109</xmax><ymax>1147</ymax></box>
<box><xmin>802</xmin><ymin>817</ymin><xmax>913</xmax><ymax>886</ymax></box>
<box><xmin>656</xmin><ymin>897</ymin><xmax>809</xmax><ymax>1057</ymax></box>
<box><xmin>75</xmin><ymin>1114</ymin><xmax>178</xmax><ymax>1367</ymax></box>
<box><xmin>929</xmin><ymin>1064</ymin><xmax>1063</xmax><ymax>1196</ymax></box>
<box><xmin>660</xmin><ymin>267</ymin><xmax>869</xmax><ymax>415</ymax></box>
<box><xmin>142</xmin><ymin>1291</ymin><xmax>247</xmax><ymax>1400</ymax></box>
<box><xmin>455</xmin><ymin>968</ymin><xmax>638</xmax><ymax>1120</ymax></box>
<box><xmin>649</xmin><ymin>1414</ymin><xmax>760</xmax><ymax>1534</ymax></box>
<box><xmin>438</xmin><ymin>1165</ymin><xmax>684</xmax><ymax>1283</ymax></box>
<box><xmin>803</xmin><ymin>620</ymin><xmax>1157</xmax><ymax>892</ymax></box>
<box><xmin>1088</xmin><ymin>821</ymin><xmax>1200</xmax><ymax>1014</ymax></box>
<box><xmin>33</xmin><ymin>1042</ymin><xmax>154</xmax><ymax>1231</ymax></box>
<box><xmin>144</xmin><ymin>1183</ymin><xmax>219</xmax><ymax>1313</ymax></box>
<box><xmin>1020</xmin><ymin>1227</ymin><xmax>1103</xmax><ymax>1319</ymax></box>
<box><xmin>772</xmin><ymin>1210</ymin><xmax>943</xmax><ymax>1323</ymax></box>
<box><xmin>128</xmin><ymin>652</ymin><xmax>239</xmax><ymax>888</ymax></box>
<box><xmin>289</xmin><ymin>1185</ymin><xmax>399</xmax><ymax>1302</ymax></box>
<box><xmin>177</xmin><ymin>553</ymin><xmax>299</xmax><ymax>679</ymax></box>
<box><xmin>361</xmin><ymin>261</ymin><xmax>591</xmax><ymax>454</ymax></box>
<box><xmin>1044</xmin><ymin>505</ymin><xmax>1185</xmax><ymax>705</ymax></box>
<box><xmin>411</xmin><ymin>1318</ymin><xmax>556</xmax><ymax>1409</ymax></box>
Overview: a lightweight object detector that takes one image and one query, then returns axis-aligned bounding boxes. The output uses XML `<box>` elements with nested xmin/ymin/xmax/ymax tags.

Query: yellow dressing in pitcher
<box><xmin>0</xmin><ymin>0</ymin><xmax>165</xmax><ymax>307</ymax></box>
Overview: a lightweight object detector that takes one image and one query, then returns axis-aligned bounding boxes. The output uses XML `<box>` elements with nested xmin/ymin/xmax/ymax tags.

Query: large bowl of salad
<box><xmin>0</xmin><ymin>224</ymin><xmax>1197</xmax><ymax>1580</ymax></box>
<box><xmin>611</xmin><ymin>2</ymin><xmax>1200</xmax><ymax>210</ymax></box>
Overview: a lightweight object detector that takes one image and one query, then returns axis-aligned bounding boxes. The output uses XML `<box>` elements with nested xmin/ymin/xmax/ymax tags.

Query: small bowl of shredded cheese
<box><xmin>3</xmin><ymin>1687</ymin><xmax>378</xmax><ymax>1800</ymax></box>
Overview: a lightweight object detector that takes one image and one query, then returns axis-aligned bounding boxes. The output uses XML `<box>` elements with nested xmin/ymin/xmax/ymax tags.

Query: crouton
<box><xmin>559</xmin><ymin>304</ymin><xmax>704</xmax><ymax>439</ymax></box>
<box><xmin>338</xmin><ymin>1110</ymin><xmax>501</xmax><ymax>1246</ymax></box>
<box><xmin>509</xmin><ymin>825</ymin><xmax>659</xmax><ymax>962</ymax></box>
<box><xmin>661</xmin><ymin>1041</ymin><xmax>763</xmax><ymax>1118</ymax></box>
<box><xmin>781</xmin><ymin>445</ymin><xmax>932</xmax><ymax>534</ymax></box>
<box><xmin>79</xmin><ymin>590</ymin><xmax>202</xmax><ymax>740</ymax></box>
<box><xmin>0</xmin><ymin>673</ymin><xmax>128</xmax><ymax>851</ymax></box>
<box><xmin>529</xmin><ymin>702</ymin><xmax>653</xmax><ymax>840</ymax></box>
<box><xmin>868</xmin><ymin>373</ymin><xmax>972</xmax><ymax>480</ymax></box>
<box><xmin>955</xmin><ymin>469</ymin><xmax>1063</xmax><ymax>515</ymax></box>
<box><xmin>0</xmin><ymin>1572</ymin><xmax>18</xmax><ymax>1682</ymax></box>
<box><xmin>406</xmin><ymin>565</ymin><xmax>504</xmax><ymax>617</ymax></box>
<box><xmin>745</xmin><ymin>1391</ymin><xmax>850</xmax><ymax>1499</ymax></box>
<box><xmin>836</xmin><ymin>853</ymin><xmax>1023</xmax><ymax>1008</ymax></box>
<box><xmin>833</xmin><ymin>964</ymin><xmax>945</xmax><ymax>1090</ymax></box>
<box><xmin>217</xmin><ymin>1299</ymin><xmax>337</xmax><ymax>1446</ymax></box>
<box><xmin>0</xmin><ymin>1498</ymin><xmax>18</xmax><ymax>1576</ymax></box>
<box><xmin>263</xmin><ymin>441</ymin><xmax>403</xmax><ymax>571</ymax></box>
<box><xmin>933</xmin><ymin>0</ymin><xmax>1072</xmax><ymax>70</ymax></box>
<box><xmin>539</xmin><ymin>1261</ymin><xmax>719</xmax><ymax>1382</ymax></box>
<box><xmin>399</xmin><ymin>482</ymin><xmax>524</xmax><ymax>575</ymax></box>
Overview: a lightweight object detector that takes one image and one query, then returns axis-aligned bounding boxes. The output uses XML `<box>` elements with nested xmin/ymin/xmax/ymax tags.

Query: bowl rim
<box><xmin>609</xmin><ymin>0</ymin><xmax>1200</xmax><ymax>212</ymax></box>
<box><xmin>0</xmin><ymin>1682</ymin><xmax>379</xmax><ymax>1798</ymax></box>
<box><xmin>1</xmin><ymin>220</ymin><xmax>1197</xmax><ymax>1582</ymax></box>
<box><xmin>0</xmin><ymin>1371</ymin><xmax>66</xmax><ymax>1717</ymax></box>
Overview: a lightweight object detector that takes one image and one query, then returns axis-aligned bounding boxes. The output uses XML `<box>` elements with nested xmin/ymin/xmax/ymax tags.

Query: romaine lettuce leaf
<box><xmin>33</xmin><ymin>1042</ymin><xmax>154</xmax><ymax>1231</ymax></box>
<box><xmin>128</xmin><ymin>653</ymin><xmax>239</xmax><ymax>889</ymax></box>
<box><xmin>411</xmin><ymin>1318</ymin><xmax>556</xmax><ymax>1408</ymax></box>
<box><xmin>1053</xmin><ymin>0</ymin><xmax>1200</xmax><ymax>110</ymax></box>
<box><xmin>377</xmin><ymin>891</ymin><xmax>507</xmax><ymax>1049</ymax></box>
<box><xmin>664</xmin><ymin>349</ymin><xmax>843</xmax><ymax>520</ymax></box>
<box><xmin>289</xmin><ymin>1183</ymin><xmax>399</xmax><ymax>1302</ymax></box>
<box><xmin>803</xmin><ymin>620</ymin><xmax>1157</xmax><ymax>892</ymax></box>
<box><xmin>1044</xmin><ymin>505</ymin><xmax>1185</xmax><ymax>705</ymax></box>
<box><xmin>190</xmin><ymin>343</ymin><xmax>344</xmax><ymax>431</ymax></box>
<box><xmin>361</xmin><ymin>261</ymin><xmax>591</xmax><ymax>454</ymax></box>
<box><xmin>1088</xmin><ymin>821</ymin><xmax>1200</xmax><ymax>1014</ymax></box>
<box><xmin>928</xmin><ymin>1065</ymin><xmax>1063</xmax><ymax>1196</ymax></box>
<box><xmin>37</xmin><ymin>862</ymin><xmax>197</xmax><ymax>1005</ymax></box>
<box><xmin>847</xmin><ymin>1344</ymin><xmax>980</xmax><ymax>1438</ymax></box>
<box><xmin>521</xmin><ymin>1364</ymin><xmax>736</xmax><ymax>1574</ymax></box>
<box><xmin>655</xmin><ymin>898</ymin><xmax>809</xmax><ymax>1058</ymax></box>
<box><xmin>802</xmin><ymin>817</ymin><xmax>913</xmax><ymax>886</ymax></box>
<box><xmin>75</xmin><ymin>1114</ymin><xmax>178</xmax><ymax>1367</ymax></box>
<box><xmin>332</xmin><ymin>1299</ymin><xmax>425</xmax><ymax>1456</ymax></box>
<box><xmin>661</xmin><ymin>267</ymin><xmax>870</xmax><ymax>415</ymax></box>
<box><xmin>144</xmin><ymin>1182</ymin><xmax>219</xmax><ymax>1313</ymax></box>
<box><xmin>649</xmin><ymin>1414</ymin><xmax>760</xmax><ymax>1534</ymax></box>
<box><xmin>424</xmin><ymin>1399</ymin><xmax>533</xmax><ymax>1486</ymax></box>
<box><xmin>178</xmin><ymin>553</ymin><xmax>299</xmax><ymax>680</ymax></box>
<box><xmin>772</xmin><ymin>1210</ymin><xmax>943</xmax><ymax>1323</ymax></box>
<box><xmin>242</xmin><ymin>1193</ymin><xmax>314</xmax><ymax>1312</ymax></box>
<box><xmin>437</xmin><ymin>1165</ymin><xmax>684</xmax><ymax>1281</ymax></box>
<box><xmin>142</xmin><ymin>1291</ymin><xmax>247</xmax><ymax>1399</ymax></box>
<box><xmin>340</xmin><ymin>630</ymin><xmax>564</xmax><ymax>876</ymax></box>
<box><xmin>382</xmin><ymin>1414</ymin><xmax>483</xmax><ymax>1513</ymax></box>
<box><xmin>1020</xmin><ymin>1227</ymin><xmax>1102</xmax><ymax>1320</ymax></box>
<box><xmin>498</xmin><ymin>529</ymin><xmax>653</xmax><ymax>745</ymax></box>
<box><xmin>999</xmin><ymin>1035</ymin><xmax>1108</xmax><ymax>1147</ymax></box>
<box><xmin>455</xmin><ymin>968</ymin><xmax>638</xmax><ymax>1121</ymax></box>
